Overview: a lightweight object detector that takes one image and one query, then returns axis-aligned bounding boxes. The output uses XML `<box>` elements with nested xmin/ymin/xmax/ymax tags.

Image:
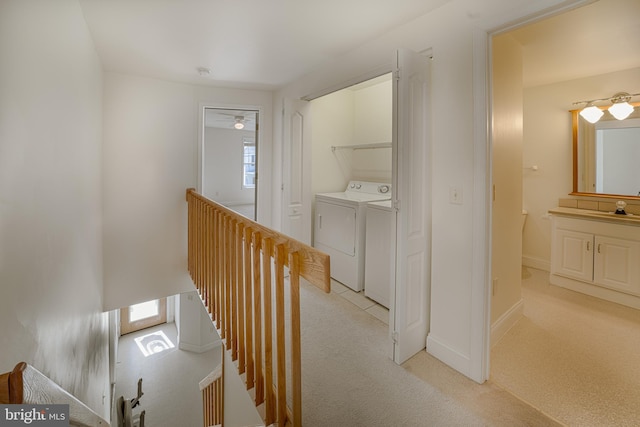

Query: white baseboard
<box><xmin>522</xmin><ymin>255</ymin><xmax>550</xmax><ymax>272</ymax></box>
<box><xmin>426</xmin><ymin>333</ymin><xmax>471</xmax><ymax>378</ymax></box>
<box><xmin>490</xmin><ymin>299</ymin><xmax>523</xmax><ymax>347</ymax></box>
<box><xmin>179</xmin><ymin>340</ymin><xmax>220</xmax><ymax>354</ymax></box>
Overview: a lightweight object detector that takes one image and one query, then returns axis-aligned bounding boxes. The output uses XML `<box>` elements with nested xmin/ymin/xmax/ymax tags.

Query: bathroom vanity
<box><xmin>550</xmin><ymin>207</ymin><xmax>640</xmax><ymax>309</ymax></box>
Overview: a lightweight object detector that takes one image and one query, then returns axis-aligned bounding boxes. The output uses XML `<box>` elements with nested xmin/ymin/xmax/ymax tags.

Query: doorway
<box><xmin>202</xmin><ymin>107</ymin><xmax>259</xmax><ymax>220</ymax></box>
<box><xmin>489</xmin><ymin>0</ymin><xmax>640</xmax><ymax>423</ymax></box>
<box><xmin>120</xmin><ymin>298</ymin><xmax>167</xmax><ymax>335</ymax></box>
<box><xmin>286</xmin><ymin>49</ymin><xmax>432</xmax><ymax>365</ymax></box>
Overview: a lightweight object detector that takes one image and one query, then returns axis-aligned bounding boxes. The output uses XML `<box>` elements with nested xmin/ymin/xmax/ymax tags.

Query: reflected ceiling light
<box><xmin>579</xmin><ymin>104</ymin><xmax>603</xmax><ymax>124</ymax></box>
<box><xmin>608</xmin><ymin>92</ymin><xmax>634</xmax><ymax>120</ymax></box>
<box><xmin>234</xmin><ymin>116</ymin><xmax>245</xmax><ymax>130</ymax></box>
<box><xmin>574</xmin><ymin>91</ymin><xmax>639</xmax><ymax>123</ymax></box>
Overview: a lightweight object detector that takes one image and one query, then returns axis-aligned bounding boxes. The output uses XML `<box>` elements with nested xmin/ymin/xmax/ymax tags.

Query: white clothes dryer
<box><xmin>313</xmin><ymin>181</ymin><xmax>391</xmax><ymax>292</ymax></box>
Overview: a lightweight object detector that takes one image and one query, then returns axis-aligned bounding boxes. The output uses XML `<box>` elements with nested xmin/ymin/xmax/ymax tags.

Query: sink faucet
<box><xmin>615</xmin><ymin>200</ymin><xmax>627</xmax><ymax>215</ymax></box>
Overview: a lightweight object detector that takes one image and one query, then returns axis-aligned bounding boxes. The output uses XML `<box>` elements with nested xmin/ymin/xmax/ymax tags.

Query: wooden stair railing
<box><xmin>186</xmin><ymin>188</ymin><xmax>330</xmax><ymax>427</ymax></box>
<box><xmin>199</xmin><ymin>347</ymin><xmax>223</xmax><ymax>427</ymax></box>
<box><xmin>0</xmin><ymin>362</ymin><xmax>109</xmax><ymax>426</ymax></box>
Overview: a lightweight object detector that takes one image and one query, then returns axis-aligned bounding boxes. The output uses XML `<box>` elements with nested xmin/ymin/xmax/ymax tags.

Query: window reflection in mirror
<box><xmin>573</xmin><ymin>102</ymin><xmax>640</xmax><ymax>197</ymax></box>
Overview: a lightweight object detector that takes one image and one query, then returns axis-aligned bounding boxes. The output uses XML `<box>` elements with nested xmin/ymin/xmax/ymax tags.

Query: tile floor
<box><xmin>329</xmin><ymin>279</ymin><xmax>390</xmax><ymax>325</ymax></box>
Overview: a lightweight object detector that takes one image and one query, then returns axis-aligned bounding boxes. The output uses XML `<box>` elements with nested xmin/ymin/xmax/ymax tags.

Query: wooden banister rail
<box><xmin>0</xmin><ymin>362</ymin><xmax>109</xmax><ymax>426</ymax></box>
<box><xmin>186</xmin><ymin>188</ymin><xmax>330</xmax><ymax>427</ymax></box>
<box><xmin>199</xmin><ymin>349</ymin><xmax>223</xmax><ymax>427</ymax></box>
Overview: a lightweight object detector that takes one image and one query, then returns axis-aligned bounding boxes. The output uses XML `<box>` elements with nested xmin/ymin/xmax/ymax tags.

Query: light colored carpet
<box><xmin>300</xmin><ymin>280</ymin><xmax>560</xmax><ymax>426</ymax></box>
<box><xmin>491</xmin><ymin>267</ymin><xmax>640</xmax><ymax>426</ymax></box>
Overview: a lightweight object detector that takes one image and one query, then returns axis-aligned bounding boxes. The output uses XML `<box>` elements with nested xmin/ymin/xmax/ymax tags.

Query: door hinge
<box><xmin>391</xmin><ymin>331</ymin><xmax>399</xmax><ymax>344</ymax></box>
<box><xmin>393</xmin><ymin>69</ymin><xmax>400</xmax><ymax>81</ymax></box>
<box><xmin>392</xmin><ymin>200</ymin><xmax>400</xmax><ymax>211</ymax></box>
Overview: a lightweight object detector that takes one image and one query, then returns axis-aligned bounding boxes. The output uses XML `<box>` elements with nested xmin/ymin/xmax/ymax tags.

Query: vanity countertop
<box><xmin>549</xmin><ymin>207</ymin><xmax>640</xmax><ymax>226</ymax></box>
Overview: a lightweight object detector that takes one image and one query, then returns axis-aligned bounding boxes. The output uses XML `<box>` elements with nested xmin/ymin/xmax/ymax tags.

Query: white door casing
<box><xmin>281</xmin><ymin>98</ymin><xmax>312</xmax><ymax>244</ymax></box>
<box><xmin>391</xmin><ymin>49</ymin><xmax>432</xmax><ymax>364</ymax></box>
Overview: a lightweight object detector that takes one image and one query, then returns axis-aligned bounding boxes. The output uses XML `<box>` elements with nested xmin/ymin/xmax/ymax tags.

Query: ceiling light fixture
<box><xmin>574</xmin><ymin>92</ymin><xmax>639</xmax><ymax>123</ymax></box>
<box><xmin>234</xmin><ymin>116</ymin><xmax>245</xmax><ymax>130</ymax></box>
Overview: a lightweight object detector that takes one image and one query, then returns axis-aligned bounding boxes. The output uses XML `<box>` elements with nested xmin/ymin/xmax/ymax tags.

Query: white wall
<box><xmin>490</xmin><ymin>34</ymin><xmax>523</xmax><ymax>336</ymax></box>
<box><xmin>0</xmin><ymin>0</ymin><xmax>109</xmax><ymax>418</ymax></box>
<box><xmin>352</xmin><ymin>79</ymin><xmax>393</xmax><ymax>182</ymax></box>
<box><xmin>311</xmin><ymin>89</ymin><xmax>355</xmax><ymax>195</ymax></box>
<box><xmin>311</xmin><ymin>79</ymin><xmax>392</xmax><ymax>197</ymax></box>
<box><xmin>102</xmin><ymin>72</ymin><xmax>272</xmax><ymax>311</ymax></box>
<box><xmin>522</xmin><ymin>67</ymin><xmax>640</xmax><ymax>269</ymax></box>
<box><xmin>175</xmin><ymin>292</ymin><xmax>219</xmax><ymax>353</ymax></box>
<box><xmin>203</xmin><ymin>127</ymin><xmax>255</xmax><ymax>205</ymax></box>
<box><xmin>273</xmin><ymin>0</ymin><xmax>578</xmax><ymax>381</ymax></box>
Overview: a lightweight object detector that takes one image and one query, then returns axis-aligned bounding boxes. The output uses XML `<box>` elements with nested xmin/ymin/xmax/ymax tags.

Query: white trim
<box><xmin>179</xmin><ymin>340</ymin><xmax>220</xmax><ymax>354</ymax></box>
<box><xmin>469</xmin><ymin>27</ymin><xmax>492</xmax><ymax>384</ymax></box>
<box><xmin>490</xmin><ymin>299</ymin><xmax>524</xmax><ymax>348</ymax></box>
<box><xmin>550</xmin><ymin>274</ymin><xmax>640</xmax><ymax>310</ymax></box>
<box><xmin>471</xmin><ymin>0</ymin><xmax>593</xmax><ymax>384</ymax></box>
<box><xmin>198</xmin><ymin>103</ymin><xmax>263</xmax><ymax>219</ymax></box>
<box><xmin>301</xmin><ymin>63</ymin><xmax>394</xmax><ymax>101</ymax></box>
<box><xmin>522</xmin><ymin>255</ymin><xmax>551</xmax><ymax>272</ymax></box>
<box><xmin>426</xmin><ymin>334</ymin><xmax>471</xmax><ymax>377</ymax></box>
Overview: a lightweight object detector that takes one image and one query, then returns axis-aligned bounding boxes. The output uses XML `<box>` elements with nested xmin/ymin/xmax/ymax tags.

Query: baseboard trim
<box><xmin>426</xmin><ymin>333</ymin><xmax>471</xmax><ymax>378</ymax></box>
<box><xmin>491</xmin><ymin>299</ymin><xmax>523</xmax><ymax>348</ymax></box>
<box><xmin>522</xmin><ymin>255</ymin><xmax>550</xmax><ymax>272</ymax></box>
<box><xmin>179</xmin><ymin>340</ymin><xmax>219</xmax><ymax>354</ymax></box>
<box><xmin>550</xmin><ymin>274</ymin><xmax>640</xmax><ymax>310</ymax></box>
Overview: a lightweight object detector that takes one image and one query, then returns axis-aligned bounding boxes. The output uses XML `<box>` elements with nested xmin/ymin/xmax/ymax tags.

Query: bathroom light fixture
<box><xmin>608</xmin><ymin>92</ymin><xmax>634</xmax><ymax>120</ymax></box>
<box><xmin>579</xmin><ymin>104</ymin><xmax>604</xmax><ymax>124</ymax></box>
<box><xmin>234</xmin><ymin>116</ymin><xmax>245</xmax><ymax>130</ymax></box>
<box><xmin>574</xmin><ymin>92</ymin><xmax>640</xmax><ymax>123</ymax></box>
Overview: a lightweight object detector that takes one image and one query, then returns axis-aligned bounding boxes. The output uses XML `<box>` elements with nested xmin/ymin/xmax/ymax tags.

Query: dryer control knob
<box><xmin>356</xmin><ymin>184</ymin><xmax>362</xmax><ymax>189</ymax></box>
<box><xmin>379</xmin><ymin>185</ymin><xmax>390</xmax><ymax>193</ymax></box>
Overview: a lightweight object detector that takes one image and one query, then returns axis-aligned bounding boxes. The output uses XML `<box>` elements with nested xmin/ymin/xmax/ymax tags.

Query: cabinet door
<box><xmin>594</xmin><ymin>236</ymin><xmax>640</xmax><ymax>295</ymax></box>
<box><xmin>552</xmin><ymin>229</ymin><xmax>594</xmax><ymax>282</ymax></box>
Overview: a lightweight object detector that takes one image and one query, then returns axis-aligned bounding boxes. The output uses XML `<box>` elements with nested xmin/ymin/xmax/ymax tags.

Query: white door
<box><xmin>282</xmin><ymin>98</ymin><xmax>312</xmax><ymax>244</ymax></box>
<box><xmin>391</xmin><ymin>49</ymin><xmax>432</xmax><ymax>364</ymax></box>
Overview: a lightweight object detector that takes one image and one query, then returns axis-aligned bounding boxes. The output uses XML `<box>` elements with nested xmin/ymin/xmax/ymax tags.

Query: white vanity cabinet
<box><xmin>550</xmin><ymin>209</ymin><xmax>640</xmax><ymax>309</ymax></box>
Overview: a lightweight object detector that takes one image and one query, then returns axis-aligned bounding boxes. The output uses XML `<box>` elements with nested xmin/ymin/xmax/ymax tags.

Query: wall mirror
<box><xmin>572</xmin><ymin>102</ymin><xmax>640</xmax><ymax>199</ymax></box>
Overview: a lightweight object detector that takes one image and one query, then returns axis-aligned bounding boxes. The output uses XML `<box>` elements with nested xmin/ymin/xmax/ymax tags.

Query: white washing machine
<box><xmin>313</xmin><ymin>181</ymin><xmax>391</xmax><ymax>292</ymax></box>
<box><xmin>364</xmin><ymin>200</ymin><xmax>394</xmax><ymax>308</ymax></box>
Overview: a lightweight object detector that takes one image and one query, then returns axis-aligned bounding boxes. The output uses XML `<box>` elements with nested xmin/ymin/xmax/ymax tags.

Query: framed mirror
<box><xmin>571</xmin><ymin>101</ymin><xmax>640</xmax><ymax>199</ymax></box>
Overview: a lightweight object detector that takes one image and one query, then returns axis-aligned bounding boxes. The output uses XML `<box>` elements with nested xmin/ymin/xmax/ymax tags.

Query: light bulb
<box><xmin>579</xmin><ymin>105</ymin><xmax>603</xmax><ymax>123</ymax></box>
<box><xmin>608</xmin><ymin>102</ymin><xmax>634</xmax><ymax>120</ymax></box>
<box><xmin>234</xmin><ymin>121</ymin><xmax>245</xmax><ymax>130</ymax></box>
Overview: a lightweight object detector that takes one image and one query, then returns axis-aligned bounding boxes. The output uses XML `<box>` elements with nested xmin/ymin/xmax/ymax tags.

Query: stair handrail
<box><xmin>186</xmin><ymin>188</ymin><xmax>331</xmax><ymax>427</ymax></box>
<box><xmin>0</xmin><ymin>362</ymin><xmax>109</xmax><ymax>426</ymax></box>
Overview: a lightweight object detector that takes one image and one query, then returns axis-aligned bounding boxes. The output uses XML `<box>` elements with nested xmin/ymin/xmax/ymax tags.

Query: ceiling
<box><xmin>78</xmin><ymin>0</ymin><xmax>639</xmax><ymax>91</ymax></box>
<box><xmin>78</xmin><ymin>0</ymin><xmax>451</xmax><ymax>90</ymax></box>
<box><xmin>506</xmin><ymin>0</ymin><xmax>640</xmax><ymax>88</ymax></box>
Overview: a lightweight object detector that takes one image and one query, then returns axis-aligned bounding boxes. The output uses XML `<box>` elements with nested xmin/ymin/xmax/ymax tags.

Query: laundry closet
<box><xmin>310</xmin><ymin>74</ymin><xmax>394</xmax><ymax>307</ymax></box>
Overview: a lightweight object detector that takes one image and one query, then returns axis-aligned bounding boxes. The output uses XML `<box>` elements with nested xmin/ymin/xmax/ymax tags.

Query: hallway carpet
<box><xmin>299</xmin><ymin>280</ymin><xmax>560</xmax><ymax>426</ymax></box>
<box><xmin>491</xmin><ymin>267</ymin><xmax>640</xmax><ymax>426</ymax></box>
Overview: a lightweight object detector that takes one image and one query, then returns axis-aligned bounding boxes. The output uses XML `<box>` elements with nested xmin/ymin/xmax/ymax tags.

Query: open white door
<box><xmin>281</xmin><ymin>98</ymin><xmax>312</xmax><ymax>244</ymax></box>
<box><xmin>391</xmin><ymin>49</ymin><xmax>431</xmax><ymax>364</ymax></box>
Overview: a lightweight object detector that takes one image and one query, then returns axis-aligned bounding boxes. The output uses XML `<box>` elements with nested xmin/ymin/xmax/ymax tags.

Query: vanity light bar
<box><xmin>574</xmin><ymin>92</ymin><xmax>640</xmax><ymax>123</ymax></box>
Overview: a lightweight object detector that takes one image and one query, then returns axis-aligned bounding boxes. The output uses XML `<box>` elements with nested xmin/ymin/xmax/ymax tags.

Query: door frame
<box><xmin>472</xmin><ymin>0</ymin><xmax>592</xmax><ymax>382</ymax></box>
<box><xmin>120</xmin><ymin>298</ymin><xmax>167</xmax><ymax>335</ymax></box>
<box><xmin>198</xmin><ymin>103</ymin><xmax>263</xmax><ymax>220</ymax></box>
